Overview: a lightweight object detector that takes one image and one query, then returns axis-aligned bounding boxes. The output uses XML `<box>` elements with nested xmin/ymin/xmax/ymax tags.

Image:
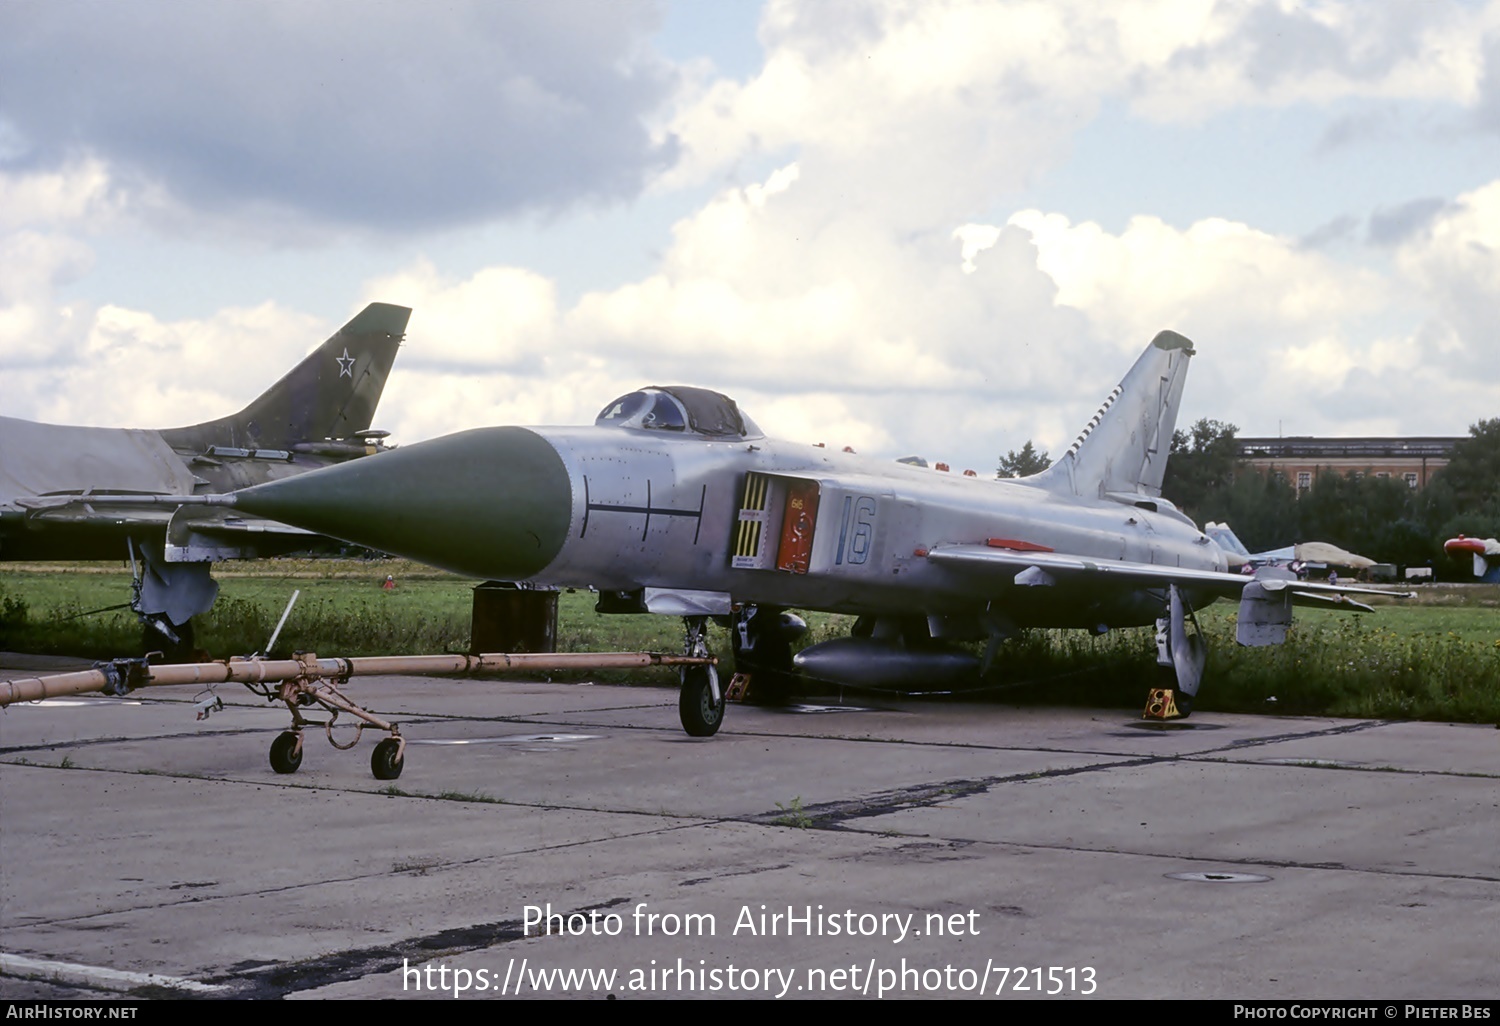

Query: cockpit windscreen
<box><xmin>594</xmin><ymin>387</ymin><xmax>761</xmax><ymax>439</ymax></box>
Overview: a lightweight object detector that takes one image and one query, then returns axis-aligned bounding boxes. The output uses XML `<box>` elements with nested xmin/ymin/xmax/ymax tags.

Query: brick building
<box><xmin>1236</xmin><ymin>437</ymin><xmax>1462</xmax><ymax>492</ymax></box>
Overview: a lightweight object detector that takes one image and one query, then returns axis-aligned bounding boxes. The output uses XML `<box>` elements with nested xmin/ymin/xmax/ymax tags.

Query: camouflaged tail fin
<box><xmin>160</xmin><ymin>303</ymin><xmax>409</xmax><ymax>451</ymax></box>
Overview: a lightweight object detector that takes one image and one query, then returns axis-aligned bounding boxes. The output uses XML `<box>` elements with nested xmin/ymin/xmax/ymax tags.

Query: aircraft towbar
<box><xmin>0</xmin><ymin>650</ymin><xmax>717</xmax><ymax>781</ymax></box>
<box><xmin>0</xmin><ymin>650</ymin><xmax>715</xmax><ymax>706</ymax></box>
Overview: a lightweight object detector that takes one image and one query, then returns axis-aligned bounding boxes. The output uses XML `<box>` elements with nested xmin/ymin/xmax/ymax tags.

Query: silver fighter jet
<box><xmin>216</xmin><ymin>329</ymin><xmax>1398</xmax><ymax>734</ymax></box>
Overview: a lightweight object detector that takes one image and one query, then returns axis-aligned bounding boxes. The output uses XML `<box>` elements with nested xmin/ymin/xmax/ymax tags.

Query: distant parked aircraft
<box><xmin>0</xmin><ymin>303</ymin><xmax>408</xmax><ymax>654</ymax></box>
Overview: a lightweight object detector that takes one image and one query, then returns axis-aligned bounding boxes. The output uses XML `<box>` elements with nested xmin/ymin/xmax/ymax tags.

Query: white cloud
<box><xmin>663</xmin><ymin>1</ymin><xmax>1110</xmax><ymax>226</ymax></box>
<box><xmin>982</xmin><ymin>201</ymin><xmax>1494</xmax><ymax>436</ymax></box>
<box><xmin>0</xmin><ymin>2</ymin><xmax>679</xmax><ymax>231</ymax></box>
<box><xmin>252</xmin><ymin>154</ymin><xmax>1087</xmax><ymax>467</ymax></box>
<box><xmin>954</xmin><ymin>224</ymin><xmax>1002</xmax><ymax>275</ymax></box>
<box><xmin>360</xmin><ymin>260</ymin><xmax>558</xmax><ymax>373</ymax></box>
<box><xmin>1127</xmin><ymin>0</ymin><xmax>1493</xmax><ymax>121</ymax></box>
<box><xmin>1395</xmin><ymin>179</ymin><xmax>1500</xmax><ymax>378</ymax></box>
<box><xmin>1004</xmin><ymin>209</ymin><xmax>1389</xmax><ymax>348</ymax></box>
<box><xmin>1</xmin><ymin>300</ymin><xmax>326</xmax><ymax>428</ymax></box>
<box><xmin>0</xmin><ymin>230</ymin><xmax>94</xmax><ymax>371</ymax></box>
<box><xmin>662</xmin><ymin>0</ymin><xmax>1499</xmax><ymax>209</ymax></box>
<box><xmin>0</xmin><ymin>159</ymin><xmax>119</xmax><ymax>234</ymax></box>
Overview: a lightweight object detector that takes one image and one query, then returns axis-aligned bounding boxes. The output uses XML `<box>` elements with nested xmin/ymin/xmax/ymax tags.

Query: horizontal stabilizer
<box><xmin>1252</xmin><ymin>573</ymin><xmax>1406</xmax><ymax>602</ymax></box>
<box><xmin>1285</xmin><ymin>590</ymin><xmax>1375</xmax><ymax>613</ymax></box>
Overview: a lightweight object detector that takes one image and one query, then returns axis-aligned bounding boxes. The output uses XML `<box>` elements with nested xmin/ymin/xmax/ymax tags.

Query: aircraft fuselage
<box><xmin>542</xmin><ymin>428</ymin><xmax>1226</xmax><ymax>628</ymax></box>
<box><xmin>233</xmin><ymin>422</ymin><xmax>1227</xmax><ymax>633</ymax></box>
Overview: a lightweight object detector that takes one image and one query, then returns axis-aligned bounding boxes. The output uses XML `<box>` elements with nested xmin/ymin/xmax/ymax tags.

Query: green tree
<box><xmin>997</xmin><ymin>441</ymin><xmax>1050</xmax><ymax>479</ymax></box>
<box><xmin>1432</xmin><ymin>418</ymin><xmax>1500</xmax><ymax>513</ymax></box>
<box><xmin>1410</xmin><ymin>475</ymin><xmax>1460</xmax><ymax>539</ymax></box>
<box><xmin>1374</xmin><ymin>518</ymin><xmax>1437</xmax><ymax>570</ymax></box>
<box><xmin>1160</xmin><ymin>419</ymin><xmax>1240</xmax><ymax>520</ymax></box>
<box><xmin>1213</xmin><ymin>469</ymin><xmax>1299</xmax><ymax>553</ymax></box>
<box><xmin>1297</xmin><ymin>472</ymin><xmax>1414</xmax><ymax>558</ymax></box>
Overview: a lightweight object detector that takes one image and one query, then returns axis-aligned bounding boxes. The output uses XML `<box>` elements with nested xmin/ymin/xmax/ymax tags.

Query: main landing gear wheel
<box><xmin>679</xmin><ymin>665</ymin><xmax>725</xmax><ymax>737</ymax></box>
<box><xmin>269</xmin><ymin>731</ymin><xmax>303</xmax><ymax>774</ymax></box>
<box><xmin>731</xmin><ymin>605</ymin><xmax>801</xmax><ymax>705</ymax></box>
<box><xmin>1147</xmin><ymin>584</ymin><xmax>1205</xmax><ymax>721</ymax></box>
<box><xmin>371</xmin><ymin>738</ymin><xmax>404</xmax><ymax>781</ymax></box>
<box><xmin>1170</xmin><ymin>687</ymin><xmax>1194</xmax><ymax>718</ymax></box>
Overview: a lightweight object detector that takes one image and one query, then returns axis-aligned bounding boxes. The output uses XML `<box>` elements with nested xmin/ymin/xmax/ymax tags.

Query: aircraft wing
<box><xmin>1246</xmin><ymin>575</ymin><xmax>1408</xmax><ymax>611</ymax></box>
<box><xmin>926</xmin><ymin>543</ymin><xmax>1252</xmax><ymax>594</ymax></box>
<box><xmin>9</xmin><ymin>495</ymin><xmax>180</xmax><ymax>528</ymax></box>
<box><xmin>8</xmin><ymin>494</ymin><xmax>320</xmax><ymax>563</ymax></box>
<box><xmin>163</xmin><ymin>505</ymin><xmax>324</xmax><ymax>562</ymax></box>
<box><xmin>925</xmin><ymin>544</ymin><xmax>1406</xmax><ymax>609</ymax></box>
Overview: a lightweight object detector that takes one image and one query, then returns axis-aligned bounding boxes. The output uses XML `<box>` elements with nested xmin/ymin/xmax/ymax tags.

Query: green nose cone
<box><xmin>234</xmin><ymin>427</ymin><xmax>571</xmax><ymax>580</ymax></box>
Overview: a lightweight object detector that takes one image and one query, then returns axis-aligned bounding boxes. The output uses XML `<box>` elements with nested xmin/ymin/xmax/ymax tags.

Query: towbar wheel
<box><xmin>371</xmin><ymin>737</ymin><xmax>405</xmax><ymax>780</ymax></box>
<box><xmin>269</xmin><ymin>730</ymin><xmax>304</xmax><ymax>774</ymax></box>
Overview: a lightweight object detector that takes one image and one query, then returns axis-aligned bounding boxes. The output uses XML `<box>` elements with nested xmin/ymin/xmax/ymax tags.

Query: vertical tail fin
<box><xmin>161</xmin><ymin>303</ymin><xmax>409</xmax><ymax>450</ymax></box>
<box><xmin>1203</xmin><ymin>521</ymin><xmax>1252</xmax><ymax>568</ymax></box>
<box><xmin>1030</xmin><ymin>330</ymin><xmax>1195</xmax><ymax>500</ymax></box>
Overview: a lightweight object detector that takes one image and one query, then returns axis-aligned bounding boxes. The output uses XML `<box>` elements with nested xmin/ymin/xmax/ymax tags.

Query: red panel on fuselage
<box><xmin>776</xmin><ymin>479</ymin><xmax>820</xmax><ymax>574</ymax></box>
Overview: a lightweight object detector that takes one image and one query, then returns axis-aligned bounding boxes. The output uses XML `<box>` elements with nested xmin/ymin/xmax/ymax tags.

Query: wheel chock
<box><xmin>1143</xmin><ymin>688</ymin><xmax>1184</xmax><ymax>720</ymax></box>
<box><xmin>725</xmin><ymin>672</ymin><xmax>752</xmax><ymax>703</ymax></box>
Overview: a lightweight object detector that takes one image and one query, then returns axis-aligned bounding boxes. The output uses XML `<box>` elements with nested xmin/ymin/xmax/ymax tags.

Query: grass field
<box><xmin>2</xmin><ymin>560</ymin><xmax>1496</xmax><ymax>723</ymax></box>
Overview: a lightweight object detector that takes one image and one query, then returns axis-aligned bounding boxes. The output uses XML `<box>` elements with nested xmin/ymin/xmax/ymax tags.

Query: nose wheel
<box><xmin>679</xmin><ymin>664</ymin><xmax>725</xmax><ymax>736</ymax></box>
<box><xmin>678</xmin><ymin>617</ymin><xmax>724</xmax><ymax>736</ymax></box>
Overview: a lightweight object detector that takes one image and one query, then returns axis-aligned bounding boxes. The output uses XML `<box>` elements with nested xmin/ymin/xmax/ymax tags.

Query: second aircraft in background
<box><xmin>0</xmin><ymin>303</ymin><xmax>409</xmax><ymax>654</ymax></box>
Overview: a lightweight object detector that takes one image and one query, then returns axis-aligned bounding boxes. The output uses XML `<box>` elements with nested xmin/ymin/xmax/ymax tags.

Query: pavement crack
<box><xmin>221</xmin><ymin>898</ymin><xmax>643</xmax><ymax>998</ymax></box>
<box><xmin>1210</xmin><ymin>719</ymin><xmax>1390</xmax><ymax>752</ymax></box>
<box><xmin>16</xmin><ymin>823</ymin><xmax>708</xmax><ymax>931</ymax></box>
<box><xmin>745</xmin><ymin>758</ymin><xmax>1159</xmax><ymax>828</ymax></box>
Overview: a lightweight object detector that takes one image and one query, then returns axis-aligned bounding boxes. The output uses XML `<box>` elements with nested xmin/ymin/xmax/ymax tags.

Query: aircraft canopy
<box><xmin>594</xmin><ymin>387</ymin><xmax>761</xmax><ymax>440</ymax></box>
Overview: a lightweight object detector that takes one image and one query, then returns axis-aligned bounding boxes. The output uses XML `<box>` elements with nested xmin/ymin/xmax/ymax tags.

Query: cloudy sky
<box><xmin>2</xmin><ymin>0</ymin><xmax>1497</xmax><ymax>476</ymax></box>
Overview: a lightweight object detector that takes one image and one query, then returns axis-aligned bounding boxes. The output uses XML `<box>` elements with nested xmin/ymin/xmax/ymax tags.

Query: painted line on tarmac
<box><xmin>0</xmin><ymin>952</ymin><xmax>228</xmax><ymax>994</ymax></box>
